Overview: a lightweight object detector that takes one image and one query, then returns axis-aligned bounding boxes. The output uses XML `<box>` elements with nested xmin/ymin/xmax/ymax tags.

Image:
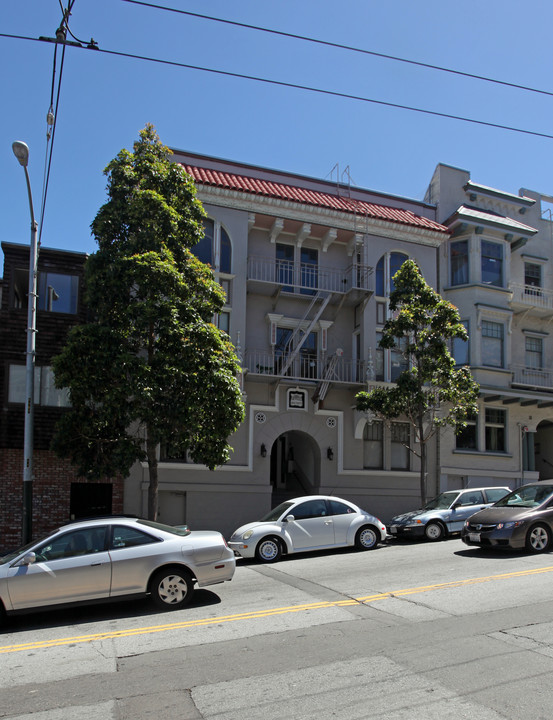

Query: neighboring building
<box><xmin>124</xmin><ymin>153</ymin><xmax>450</xmax><ymax>536</ymax></box>
<box><xmin>425</xmin><ymin>164</ymin><xmax>553</xmax><ymax>493</ymax></box>
<box><xmin>0</xmin><ymin>242</ymin><xmax>124</xmax><ymax>549</ymax></box>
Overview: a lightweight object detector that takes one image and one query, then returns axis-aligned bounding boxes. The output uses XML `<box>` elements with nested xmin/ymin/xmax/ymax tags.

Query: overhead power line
<box><xmin>122</xmin><ymin>0</ymin><xmax>553</xmax><ymax>100</ymax></box>
<box><xmin>2</xmin><ymin>32</ymin><xmax>553</xmax><ymax>141</ymax></box>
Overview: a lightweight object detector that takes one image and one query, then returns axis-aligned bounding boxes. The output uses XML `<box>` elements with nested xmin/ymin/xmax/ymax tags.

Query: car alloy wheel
<box><xmin>255</xmin><ymin>537</ymin><xmax>282</xmax><ymax>563</ymax></box>
<box><xmin>355</xmin><ymin>525</ymin><xmax>378</xmax><ymax>550</ymax></box>
<box><xmin>150</xmin><ymin>568</ymin><xmax>194</xmax><ymax>610</ymax></box>
<box><xmin>526</xmin><ymin>524</ymin><xmax>551</xmax><ymax>553</ymax></box>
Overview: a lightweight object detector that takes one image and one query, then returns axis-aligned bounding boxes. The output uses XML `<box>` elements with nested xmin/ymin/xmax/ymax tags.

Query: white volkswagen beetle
<box><xmin>228</xmin><ymin>495</ymin><xmax>387</xmax><ymax>563</ymax></box>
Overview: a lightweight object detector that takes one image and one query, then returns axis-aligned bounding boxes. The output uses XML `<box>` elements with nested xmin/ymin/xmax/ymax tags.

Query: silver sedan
<box><xmin>0</xmin><ymin>517</ymin><xmax>235</xmax><ymax>619</ymax></box>
<box><xmin>229</xmin><ymin>495</ymin><xmax>387</xmax><ymax>563</ymax></box>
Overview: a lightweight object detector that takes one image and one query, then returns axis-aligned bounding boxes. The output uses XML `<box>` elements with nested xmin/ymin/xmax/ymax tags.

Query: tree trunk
<box><xmin>146</xmin><ymin>319</ymin><xmax>158</xmax><ymax>521</ymax></box>
<box><xmin>146</xmin><ymin>431</ymin><xmax>159</xmax><ymax>521</ymax></box>
<box><xmin>419</xmin><ymin>419</ymin><xmax>427</xmax><ymax>507</ymax></box>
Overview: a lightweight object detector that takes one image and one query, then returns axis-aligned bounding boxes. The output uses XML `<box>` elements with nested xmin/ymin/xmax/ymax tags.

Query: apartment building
<box><xmin>426</xmin><ymin>163</ymin><xmax>553</xmax><ymax>493</ymax></box>
<box><xmin>0</xmin><ymin>243</ymin><xmax>124</xmax><ymax>549</ymax></box>
<box><xmin>123</xmin><ymin>153</ymin><xmax>449</xmax><ymax>536</ymax></box>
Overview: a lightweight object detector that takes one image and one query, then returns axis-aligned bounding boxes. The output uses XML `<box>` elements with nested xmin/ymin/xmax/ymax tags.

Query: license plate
<box><xmin>469</xmin><ymin>533</ymin><xmax>481</xmax><ymax>542</ymax></box>
<box><xmin>390</xmin><ymin>526</ymin><xmax>397</xmax><ymax>534</ymax></box>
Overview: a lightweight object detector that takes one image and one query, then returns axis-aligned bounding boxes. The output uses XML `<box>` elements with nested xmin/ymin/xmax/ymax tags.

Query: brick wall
<box><xmin>0</xmin><ymin>448</ymin><xmax>124</xmax><ymax>552</ymax></box>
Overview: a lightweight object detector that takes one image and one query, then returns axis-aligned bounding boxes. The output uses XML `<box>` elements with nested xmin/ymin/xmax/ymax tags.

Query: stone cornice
<box><xmin>197</xmin><ymin>185</ymin><xmax>447</xmax><ymax>247</ymax></box>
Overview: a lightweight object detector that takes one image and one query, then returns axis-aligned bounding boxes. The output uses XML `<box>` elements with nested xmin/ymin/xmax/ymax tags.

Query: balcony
<box><xmin>509</xmin><ymin>283</ymin><xmax>553</xmax><ymax>317</ymax></box>
<box><xmin>247</xmin><ymin>256</ymin><xmax>373</xmax><ymax>303</ymax></box>
<box><xmin>245</xmin><ymin>348</ymin><xmax>366</xmax><ymax>386</ymax></box>
<box><xmin>512</xmin><ymin>364</ymin><xmax>553</xmax><ymax>391</ymax></box>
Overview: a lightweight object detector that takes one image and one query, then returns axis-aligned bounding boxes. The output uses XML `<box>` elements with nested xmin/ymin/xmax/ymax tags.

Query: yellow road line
<box><xmin>2</xmin><ymin>563</ymin><xmax>553</xmax><ymax>654</ymax></box>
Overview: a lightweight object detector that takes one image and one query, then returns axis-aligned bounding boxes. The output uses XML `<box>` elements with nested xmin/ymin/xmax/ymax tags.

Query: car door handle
<box><xmin>324</xmin><ymin>520</ymin><xmax>333</xmax><ymax>525</ymax></box>
<box><xmin>90</xmin><ymin>562</ymin><xmax>104</xmax><ymax>566</ymax></box>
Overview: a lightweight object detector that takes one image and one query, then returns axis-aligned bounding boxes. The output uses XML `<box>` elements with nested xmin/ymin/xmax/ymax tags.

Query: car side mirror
<box><xmin>285</xmin><ymin>515</ymin><xmax>295</xmax><ymax>522</ymax></box>
<box><xmin>451</xmin><ymin>502</ymin><xmax>461</xmax><ymax>510</ymax></box>
<box><xmin>16</xmin><ymin>552</ymin><xmax>37</xmax><ymax>567</ymax></box>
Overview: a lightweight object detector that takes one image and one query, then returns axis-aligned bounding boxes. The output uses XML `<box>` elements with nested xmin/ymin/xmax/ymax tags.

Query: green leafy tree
<box><xmin>355</xmin><ymin>259</ymin><xmax>479</xmax><ymax>506</ymax></box>
<box><xmin>52</xmin><ymin>125</ymin><xmax>245</xmax><ymax>519</ymax></box>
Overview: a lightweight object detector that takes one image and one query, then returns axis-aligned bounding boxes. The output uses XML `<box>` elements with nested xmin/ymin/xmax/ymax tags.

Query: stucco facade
<box><xmin>124</xmin><ymin>153</ymin><xmax>449</xmax><ymax>537</ymax></box>
<box><xmin>426</xmin><ymin>163</ymin><xmax>553</xmax><ymax>494</ymax></box>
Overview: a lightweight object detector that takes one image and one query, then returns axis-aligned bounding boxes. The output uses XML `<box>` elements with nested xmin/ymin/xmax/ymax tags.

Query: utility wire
<box><xmin>39</xmin><ymin>41</ymin><xmax>60</xmax><ymax>245</ymax></box>
<box><xmin>74</xmin><ymin>45</ymin><xmax>553</xmax><ymax>141</ymax></box>
<box><xmin>2</xmin><ymin>31</ymin><xmax>553</xmax><ymax>141</ymax></box>
<box><xmin>39</xmin><ymin>42</ymin><xmax>66</xmax><ymax>245</ymax></box>
<box><xmin>122</xmin><ymin>0</ymin><xmax>553</xmax><ymax>100</ymax></box>
<box><xmin>37</xmin><ymin>0</ymin><xmax>73</xmax><ymax>244</ymax></box>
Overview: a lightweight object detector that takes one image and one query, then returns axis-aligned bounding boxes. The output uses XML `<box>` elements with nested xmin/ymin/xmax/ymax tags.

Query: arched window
<box><xmin>375</xmin><ymin>252</ymin><xmax>408</xmax><ymax>297</ymax></box>
<box><xmin>220</xmin><ymin>227</ymin><xmax>232</xmax><ymax>274</ymax></box>
<box><xmin>375</xmin><ymin>257</ymin><xmax>385</xmax><ymax>296</ymax></box>
<box><xmin>389</xmin><ymin>252</ymin><xmax>407</xmax><ymax>293</ymax></box>
<box><xmin>189</xmin><ymin>218</ymin><xmax>233</xmax><ymax>334</ymax></box>
<box><xmin>191</xmin><ymin>218</ymin><xmax>233</xmax><ymax>274</ymax></box>
<box><xmin>193</xmin><ymin>219</ymin><xmax>214</xmax><ymax>266</ymax></box>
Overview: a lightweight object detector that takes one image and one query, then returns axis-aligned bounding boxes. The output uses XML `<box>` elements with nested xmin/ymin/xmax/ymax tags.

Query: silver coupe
<box><xmin>0</xmin><ymin>516</ymin><xmax>235</xmax><ymax>619</ymax></box>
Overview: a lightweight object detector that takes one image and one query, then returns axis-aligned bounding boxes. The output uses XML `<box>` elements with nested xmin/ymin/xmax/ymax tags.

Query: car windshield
<box><xmin>260</xmin><ymin>501</ymin><xmax>295</xmax><ymax>522</ymax></box>
<box><xmin>138</xmin><ymin>519</ymin><xmax>191</xmax><ymax>536</ymax></box>
<box><xmin>423</xmin><ymin>492</ymin><xmax>459</xmax><ymax>510</ymax></box>
<box><xmin>494</xmin><ymin>485</ymin><xmax>553</xmax><ymax>509</ymax></box>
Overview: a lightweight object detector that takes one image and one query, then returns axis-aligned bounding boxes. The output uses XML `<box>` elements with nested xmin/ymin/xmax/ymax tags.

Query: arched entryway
<box><xmin>534</xmin><ymin>420</ymin><xmax>553</xmax><ymax>479</ymax></box>
<box><xmin>269</xmin><ymin>430</ymin><xmax>321</xmax><ymax>505</ymax></box>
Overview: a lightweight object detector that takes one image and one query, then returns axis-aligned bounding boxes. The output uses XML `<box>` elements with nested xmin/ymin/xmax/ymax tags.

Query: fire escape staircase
<box><xmin>278</xmin><ymin>291</ymin><xmax>331</xmax><ymax>377</ymax></box>
<box><xmin>312</xmin><ymin>350</ymin><xmax>342</xmax><ymax>404</ymax></box>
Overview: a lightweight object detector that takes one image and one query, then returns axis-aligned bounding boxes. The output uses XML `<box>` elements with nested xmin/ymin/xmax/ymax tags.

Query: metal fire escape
<box><xmin>277</xmin><ymin>291</ymin><xmax>331</xmax><ymax>377</ymax></box>
<box><xmin>312</xmin><ymin>349</ymin><xmax>343</xmax><ymax>403</ymax></box>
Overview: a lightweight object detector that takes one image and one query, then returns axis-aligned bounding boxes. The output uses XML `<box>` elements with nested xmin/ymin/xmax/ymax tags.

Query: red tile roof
<box><xmin>182</xmin><ymin>165</ymin><xmax>448</xmax><ymax>234</ymax></box>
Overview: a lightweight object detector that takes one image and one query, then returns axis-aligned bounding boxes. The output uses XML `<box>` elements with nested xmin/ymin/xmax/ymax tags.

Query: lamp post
<box><xmin>12</xmin><ymin>141</ymin><xmax>38</xmax><ymax>544</ymax></box>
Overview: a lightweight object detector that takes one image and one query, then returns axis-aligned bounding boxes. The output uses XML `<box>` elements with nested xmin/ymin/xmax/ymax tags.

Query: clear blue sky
<box><xmin>3</xmin><ymin>0</ymin><xmax>553</xmax><ymax>265</ymax></box>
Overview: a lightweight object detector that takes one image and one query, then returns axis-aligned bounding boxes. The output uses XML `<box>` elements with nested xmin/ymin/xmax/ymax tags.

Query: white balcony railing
<box><xmin>512</xmin><ymin>364</ymin><xmax>553</xmax><ymax>390</ymax></box>
<box><xmin>510</xmin><ymin>283</ymin><xmax>553</xmax><ymax>312</ymax></box>
<box><xmin>245</xmin><ymin>349</ymin><xmax>366</xmax><ymax>384</ymax></box>
<box><xmin>247</xmin><ymin>256</ymin><xmax>373</xmax><ymax>294</ymax></box>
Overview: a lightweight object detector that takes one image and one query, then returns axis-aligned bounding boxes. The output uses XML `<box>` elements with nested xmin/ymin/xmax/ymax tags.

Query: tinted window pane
<box><xmin>38</xmin><ymin>272</ymin><xmax>78</xmax><ymax>314</ymax></box>
<box><xmin>36</xmin><ymin>527</ymin><xmax>106</xmax><ymax>561</ymax></box>
<box><xmin>193</xmin><ymin>219</ymin><xmax>214</xmax><ymax>265</ymax></box>
<box><xmin>276</xmin><ymin>243</ymin><xmax>294</xmax><ymax>291</ymax></box>
<box><xmin>486</xmin><ymin>488</ymin><xmax>508</xmax><ymax>503</ymax></box>
<box><xmin>389</xmin><ymin>253</ymin><xmax>407</xmax><ymax>293</ymax></box>
<box><xmin>111</xmin><ymin>526</ymin><xmax>159</xmax><ymax>549</ymax></box>
<box><xmin>459</xmin><ymin>491</ymin><xmax>484</xmax><ymax>506</ymax></box>
<box><xmin>292</xmin><ymin>499</ymin><xmax>327</xmax><ymax>520</ymax></box>
<box><xmin>456</xmin><ymin>421</ymin><xmax>477</xmax><ymax>449</ymax></box>
<box><xmin>375</xmin><ymin>257</ymin><xmax>385</xmax><ymax>296</ymax></box>
<box><xmin>220</xmin><ymin>228</ymin><xmax>232</xmax><ymax>273</ymax></box>
<box><xmin>328</xmin><ymin>500</ymin><xmax>355</xmax><ymax>516</ymax></box>
<box><xmin>451</xmin><ymin>240</ymin><xmax>468</xmax><ymax>285</ymax></box>
<box><xmin>481</xmin><ymin>241</ymin><xmax>503</xmax><ymax>287</ymax></box>
<box><xmin>300</xmin><ymin>247</ymin><xmax>318</xmax><ymax>295</ymax></box>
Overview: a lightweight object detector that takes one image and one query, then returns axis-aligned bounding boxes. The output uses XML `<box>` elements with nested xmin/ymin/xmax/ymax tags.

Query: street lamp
<box><xmin>12</xmin><ymin>140</ymin><xmax>38</xmax><ymax>544</ymax></box>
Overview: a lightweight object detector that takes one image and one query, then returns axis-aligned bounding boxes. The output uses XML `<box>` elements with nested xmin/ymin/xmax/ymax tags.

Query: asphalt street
<box><xmin>2</xmin><ymin>537</ymin><xmax>553</xmax><ymax>719</ymax></box>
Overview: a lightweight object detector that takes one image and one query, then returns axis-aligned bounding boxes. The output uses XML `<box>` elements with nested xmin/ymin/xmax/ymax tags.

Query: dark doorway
<box><xmin>70</xmin><ymin>483</ymin><xmax>113</xmax><ymax>520</ymax></box>
<box><xmin>269</xmin><ymin>430</ymin><xmax>320</xmax><ymax>506</ymax></box>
